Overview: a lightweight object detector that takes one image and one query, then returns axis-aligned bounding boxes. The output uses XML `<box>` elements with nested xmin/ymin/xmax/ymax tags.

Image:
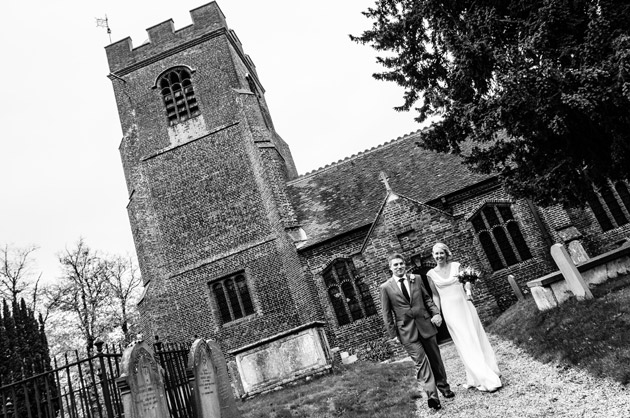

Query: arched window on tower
<box><xmin>470</xmin><ymin>203</ymin><xmax>532</xmax><ymax>272</ymax></box>
<box><xmin>210</xmin><ymin>272</ymin><xmax>254</xmax><ymax>324</ymax></box>
<box><xmin>158</xmin><ymin>67</ymin><xmax>200</xmax><ymax>125</ymax></box>
<box><xmin>322</xmin><ymin>259</ymin><xmax>376</xmax><ymax>326</ymax></box>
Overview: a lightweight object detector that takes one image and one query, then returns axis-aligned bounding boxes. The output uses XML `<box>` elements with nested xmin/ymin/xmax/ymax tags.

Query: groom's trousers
<box><xmin>403</xmin><ymin>335</ymin><xmax>450</xmax><ymax>400</ymax></box>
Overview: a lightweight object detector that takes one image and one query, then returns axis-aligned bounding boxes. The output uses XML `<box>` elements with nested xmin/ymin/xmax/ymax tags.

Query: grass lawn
<box><xmin>488</xmin><ymin>273</ymin><xmax>630</xmax><ymax>384</ymax></box>
<box><xmin>238</xmin><ymin>360</ymin><xmax>421</xmax><ymax>418</ymax></box>
<box><xmin>237</xmin><ymin>275</ymin><xmax>630</xmax><ymax>417</ymax></box>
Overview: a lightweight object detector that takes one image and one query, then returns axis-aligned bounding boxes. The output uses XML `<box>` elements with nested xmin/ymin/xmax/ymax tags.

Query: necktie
<box><xmin>399</xmin><ymin>278</ymin><xmax>410</xmax><ymax>302</ymax></box>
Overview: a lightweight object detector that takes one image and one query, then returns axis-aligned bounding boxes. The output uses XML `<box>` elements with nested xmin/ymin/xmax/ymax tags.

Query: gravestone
<box><xmin>567</xmin><ymin>240</ymin><xmax>589</xmax><ymax>264</ymax></box>
<box><xmin>116</xmin><ymin>341</ymin><xmax>170</xmax><ymax>418</ymax></box>
<box><xmin>507</xmin><ymin>274</ymin><xmax>524</xmax><ymax>301</ymax></box>
<box><xmin>550</xmin><ymin>243</ymin><xmax>593</xmax><ymax>300</ymax></box>
<box><xmin>187</xmin><ymin>338</ymin><xmax>240</xmax><ymax>418</ymax></box>
<box><xmin>557</xmin><ymin>226</ymin><xmax>589</xmax><ymax>264</ymax></box>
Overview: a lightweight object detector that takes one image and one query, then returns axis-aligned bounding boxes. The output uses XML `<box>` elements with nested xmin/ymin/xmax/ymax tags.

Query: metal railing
<box><xmin>1</xmin><ymin>339</ymin><xmax>193</xmax><ymax>418</ymax></box>
<box><xmin>153</xmin><ymin>341</ymin><xmax>193</xmax><ymax>418</ymax></box>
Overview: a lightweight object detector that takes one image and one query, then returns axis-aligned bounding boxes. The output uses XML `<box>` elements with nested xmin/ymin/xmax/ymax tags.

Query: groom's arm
<box><xmin>380</xmin><ymin>285</ymin><xmax>398</xmax><ymax>341</ymax></box>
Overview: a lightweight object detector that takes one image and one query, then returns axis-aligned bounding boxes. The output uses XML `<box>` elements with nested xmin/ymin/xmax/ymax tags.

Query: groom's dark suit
<box><xmin>380</xmin><ymin>274</ymin><xmax>451</xmax><ymax>401</ymax></box>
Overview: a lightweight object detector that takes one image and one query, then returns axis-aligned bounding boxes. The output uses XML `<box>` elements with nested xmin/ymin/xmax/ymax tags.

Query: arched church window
<box><xmin>470</xmin><ymin>204</ymin><xmax>532</xmax><ymax>271</ymax></box>
<box><xmin>322</xmin><ymin>259</ymin><xmax>376</xmax><ymax>326</ymax></box>
<box><xmin>587</xmin><ymin>182</ymin><xmax>630</xmax><ymax>231</ymax></box>
<box><xmin>210</xmin><ymin>273</ymin><xmax>254</xmax><ymax>324</ymax></box>
<box><xmin>158</xmin><ymin>67</ymin><xmax>200</xmax><ymax>125</ymax></box>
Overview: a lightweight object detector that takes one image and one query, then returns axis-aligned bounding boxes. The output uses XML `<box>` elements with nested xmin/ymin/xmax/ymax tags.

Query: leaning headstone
<box><xmin>557</xmin><ymin>226</ymin><xmax>589</xmax><ymax>264</ymax></box>
<box><xmin>550</xmin><ymin>243</ymin><xmax>593</xmax><ymax>300</ymax></box>
<box><xmin>188</xmin><ymin>338</ymin><xmax>240</xmax><ymax>418</ymax></box>
<box><xmin>116</xmin><ymin>340</ymin><xmax>170</xmax><ymax>418</ymax></box>
<box><xmin>567</xmin><ymin>240</ymin><xmax>589</xmax><ymax>264</ymax></box>
<box><xmin>507</xmin><ymin>275</ymin><xmax>524</xmax><ymax>301</ymax></box>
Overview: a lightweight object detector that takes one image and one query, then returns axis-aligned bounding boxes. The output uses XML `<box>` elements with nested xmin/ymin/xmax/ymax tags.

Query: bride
<box><xmin>425</xmin><ymin>242</ymin><xmax>502</xmax><ymax>392</ymax></box>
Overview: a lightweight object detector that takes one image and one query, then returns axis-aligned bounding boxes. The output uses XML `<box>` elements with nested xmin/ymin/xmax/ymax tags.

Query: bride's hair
<box><xmin>432</xmin><ymin>242</ymin><xmax>452</xmax><ymax>260</ymax></box>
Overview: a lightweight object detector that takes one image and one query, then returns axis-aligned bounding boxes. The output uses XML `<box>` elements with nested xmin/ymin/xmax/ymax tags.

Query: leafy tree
<box><xmin>351</xmin><ymin>0</ymin><xmax>630</xmax><ymax>206</ymax></box>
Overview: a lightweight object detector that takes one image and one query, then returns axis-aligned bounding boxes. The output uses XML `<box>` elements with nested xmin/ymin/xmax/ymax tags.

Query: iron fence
<box><xmin>0</xmin><ymin>339</ymin><xmax>192</xmax><ymax>418</ymax></box>
<box><xmin>153</xmin><ymin>341</ymin><xmax>193</xmax><ymax>418</ymax></box>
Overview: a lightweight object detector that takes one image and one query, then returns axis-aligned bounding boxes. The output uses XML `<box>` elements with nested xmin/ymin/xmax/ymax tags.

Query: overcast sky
<box><xmin>1</xmin><ymin>0</ymin><xmax>426</xmax><ymax>284</ymax></box>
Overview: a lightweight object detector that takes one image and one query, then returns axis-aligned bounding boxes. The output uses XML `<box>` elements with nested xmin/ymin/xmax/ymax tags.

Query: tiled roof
<box><xmin>286</xmin><ymin>130</ymin><xmax>491</xmax><ymax>249</ymax></box>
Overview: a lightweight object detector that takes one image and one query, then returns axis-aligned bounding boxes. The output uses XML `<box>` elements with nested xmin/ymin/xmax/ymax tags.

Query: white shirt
<box><xmin>395</xmin><ymin>275</ymin><xmax>410</xmax><ymax>296</ymax></box>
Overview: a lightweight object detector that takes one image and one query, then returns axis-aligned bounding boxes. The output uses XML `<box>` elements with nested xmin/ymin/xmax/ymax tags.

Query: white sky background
<box><xmin>0</xmin><ymin>0</ymin><xmax>426</xmax><ymax>284</ymax></box>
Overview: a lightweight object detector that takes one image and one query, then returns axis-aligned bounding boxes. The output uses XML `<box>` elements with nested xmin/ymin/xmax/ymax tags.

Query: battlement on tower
<box><xmin>105</xmin><ymin>1</ymin><xmax>245</xmax><ymax>74</ymax></box>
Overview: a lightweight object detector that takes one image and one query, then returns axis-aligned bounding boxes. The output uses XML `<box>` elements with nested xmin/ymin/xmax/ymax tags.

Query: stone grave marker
<box><xmin>550</xmin><ymin>243</ymin><xmax>593</xmax><ymax>300</ymax></box>
<box><xmin>507</xmin><ymin>274</ymin><xmax>524</xmax><ymax>301</ymax></box>
<box><xmin>116</xmin><ymin>340</ymin><xmax>170</xmax><ymax>418</ymax></box>
<box><xmin>188</xmin><ymin>338</ymin><xmax>240</xmax><ymax>418</ymax></box>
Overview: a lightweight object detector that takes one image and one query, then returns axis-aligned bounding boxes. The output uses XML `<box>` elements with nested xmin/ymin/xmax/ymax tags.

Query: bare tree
<box><xmin>104</xmin><ymin>254</ymin><xmax>142</xmax><ymax>344</ymax></box>
<box><xmin>0</xmin><ymin>244</ymin><xmax>40</xmax><ymax>305</ymax></box>
<box><xmin>50</xmin><ymin>238</ymin><xmax>113</xmax><ymax>354</ymax></box>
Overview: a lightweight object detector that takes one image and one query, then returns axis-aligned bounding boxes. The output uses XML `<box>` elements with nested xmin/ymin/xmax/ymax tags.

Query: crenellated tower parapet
<box><xmin>105</xmin><ymin>2</ymin><xmax>257</xmax><ymax>79</ymax></box>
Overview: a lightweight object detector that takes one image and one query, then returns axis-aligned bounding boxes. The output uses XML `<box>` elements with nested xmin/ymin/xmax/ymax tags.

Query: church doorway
<box><xmin>409</xmin><ymin>254</ymin><xmax>451</xmax><ymax>345</ymax></box>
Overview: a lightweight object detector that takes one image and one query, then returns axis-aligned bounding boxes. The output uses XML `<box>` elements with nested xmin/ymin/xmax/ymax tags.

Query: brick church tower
<box><xmin>105</xmin><ymin>3</ymin><xmax>321</xmax><ymax>350</ymax></box>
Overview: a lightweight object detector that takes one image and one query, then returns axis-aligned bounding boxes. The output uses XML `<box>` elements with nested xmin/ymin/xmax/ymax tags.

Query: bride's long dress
<box><xmin>427</xmin><ymin>261</ymin><xmax>502</xmax><ymax>391</ymax></box>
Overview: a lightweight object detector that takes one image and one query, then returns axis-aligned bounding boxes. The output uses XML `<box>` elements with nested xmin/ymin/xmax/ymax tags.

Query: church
<box><xmin>104</xmin><ymin>2</ymin><xmax>630</xmax><ymax>395</ymax></box>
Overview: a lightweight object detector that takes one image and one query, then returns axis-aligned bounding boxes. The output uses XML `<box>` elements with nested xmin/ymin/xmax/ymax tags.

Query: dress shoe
<box><xmin>442</xmin><ymin>389</ymin><xmax>455</xmax><ymax>398</ymax></box>
<box><xmin>427</xmin><ymin>398</ymin><xmax>442</xmax><ymax>410</ymax></box>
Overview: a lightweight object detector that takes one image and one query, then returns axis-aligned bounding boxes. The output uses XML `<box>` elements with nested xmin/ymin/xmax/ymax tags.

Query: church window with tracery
<box><xmin>211</xmin><ymin>272</ymin><xmax>254</xmax><ymax>324</ymax></box>
<box><xmin>158</xmin><ymin>67</ymin><xmax>200</xmax><ymax>125</ymax></box>
<box><xmin>587</xmin><ymin>182</ymin><xmax>630</xmax><ymax>232</ymax></box>
<box><xmin>470</xmin><ymin>204</ymin><xmax>531</xmax><ymax>271</ymax></box>
<box><xmin>322</xmin><ymin>259</ymin><xmax>376</xmax><ymax>326</ymax></box>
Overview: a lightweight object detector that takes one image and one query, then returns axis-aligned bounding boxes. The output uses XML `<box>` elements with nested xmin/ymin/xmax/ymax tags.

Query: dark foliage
<box><xmin>352</xmin><ymin>0</ymin><xmax>630</xmax><ymax>206</ymax></box>
<box><xmin>0</xmin><ymin>298</ymin><xmax>57</xmax><ymax>417</ymax></box>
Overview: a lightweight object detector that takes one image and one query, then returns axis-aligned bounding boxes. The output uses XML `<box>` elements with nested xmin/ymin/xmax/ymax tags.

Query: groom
<box><xmin>380</xmin><ymin>253</ymin><xmax>454</xmax><ymax>411</ymax></box>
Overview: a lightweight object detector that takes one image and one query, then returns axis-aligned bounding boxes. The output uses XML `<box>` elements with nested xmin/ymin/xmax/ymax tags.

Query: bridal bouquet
<box><xmin>457</xmin><ymin>266</ymin><xmax>481</xmax><ymax>284</ymax></box>
<box><xmin>457</xmin><ymin>266</ymin><xmax>481</xmax><ymax>300</ymax></box>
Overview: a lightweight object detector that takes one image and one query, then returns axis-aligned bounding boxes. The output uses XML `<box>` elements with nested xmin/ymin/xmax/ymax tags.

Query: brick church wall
<box><xmin>449</xmin><ymin>186</ymin><xmax>556</xmax><ymax>311</ymax></box>
<box><xmin>357</xmin><ymin>196</ymin><xmax>494</xmax><ymax>349</ymax></box>
<box><xmin>299</xmin><ymin>227</ymin><xmax>372</xmax><ymax>350</ymax></box>
<box><xmin>299</xmin><ymin>194</ymin><xmax>502</xmax><ymax>356</ymax></box>
<box><xmin>565</xmin><ymin>205</ymin><xmax>630</xmax><ymax>255</ymax></box>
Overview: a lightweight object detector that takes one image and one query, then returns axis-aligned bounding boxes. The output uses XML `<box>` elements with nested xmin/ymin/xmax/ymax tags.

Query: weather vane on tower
<box><xmin>96</xmin><ymin>15</ymin><xmax>112</xmax><ymax>43</ymax></box>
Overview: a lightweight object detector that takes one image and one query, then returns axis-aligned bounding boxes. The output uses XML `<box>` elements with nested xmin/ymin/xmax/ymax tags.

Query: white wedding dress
<box><xmin>427</xmin><ymin>261</ymin><xmax>502</xmax><ymax>392</ymax></box>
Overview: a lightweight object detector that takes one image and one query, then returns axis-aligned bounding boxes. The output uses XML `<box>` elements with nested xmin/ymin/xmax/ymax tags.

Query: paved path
<box><xmin>410</xmin><ymin>335</ymin><xmax>629</xmax><ymax>417</ymax></box>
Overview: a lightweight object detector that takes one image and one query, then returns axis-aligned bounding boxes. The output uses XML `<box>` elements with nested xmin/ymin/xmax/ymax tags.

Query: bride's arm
<box><xmin>427</xmin><ymin>275</ymin><xmax>442</xmax><ymax>311</ymax></box>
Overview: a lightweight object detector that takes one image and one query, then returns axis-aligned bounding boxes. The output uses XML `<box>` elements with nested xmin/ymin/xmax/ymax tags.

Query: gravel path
<box><xmin>410</xmin><ymin>335</ymin><xmax>629</xmax><ymax>417</ymax></box>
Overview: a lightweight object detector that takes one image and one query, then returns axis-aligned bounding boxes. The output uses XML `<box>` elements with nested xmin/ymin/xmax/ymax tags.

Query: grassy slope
<box><xmin>488</xmin><ymin>274</ymin><xmax>630</xmax><ymax>384</ymax></box>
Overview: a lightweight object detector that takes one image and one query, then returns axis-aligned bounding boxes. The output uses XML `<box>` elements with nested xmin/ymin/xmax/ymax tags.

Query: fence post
<box><xmin>95</xmin><ymin>339</ymin><xmax>115</xmax><ymax>418</ymax></box>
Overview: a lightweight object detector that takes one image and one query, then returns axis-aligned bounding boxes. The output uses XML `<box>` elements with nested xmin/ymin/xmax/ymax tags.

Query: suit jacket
<box><xmin>380</xmin><ymin>275</ymin><xmax>441</xmax><ymax>344</ymax></box>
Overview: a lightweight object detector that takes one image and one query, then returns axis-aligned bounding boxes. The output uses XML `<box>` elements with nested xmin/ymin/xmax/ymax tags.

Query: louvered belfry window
<box><xmin>470</xmin><ymin>204</ymin><xmax>532</xmax><ymax>271</ymax></box>
<box><xmin>158</xmin><ymin>67</ymin><xmax>200</xmax><ymax>125</ymax></box>
<box><xmin>322</xmin><ymin>259</ymin><xmax>376</xmax><ymax>326</ymax></box>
